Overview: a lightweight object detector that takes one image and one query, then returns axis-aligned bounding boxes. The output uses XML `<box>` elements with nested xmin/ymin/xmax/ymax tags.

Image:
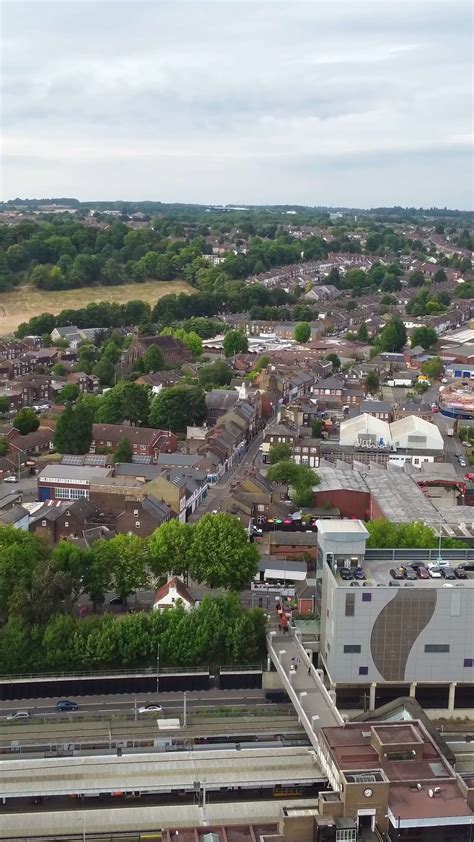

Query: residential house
<box><xmin>293</xmin><ymin>437</ymin><xmax>320</xmax><ymax>468</ymax></box>
<box><xmin>0</xmin><ymin>340</ymin><xmax>26</xmax><ymax>360</ymax></box>
<box><xmin>91</xmin><ymin>424</ymin><xmax>177</xmax><ymax>460</ymax></box>
<box><xmin>205</xmin><ymin>389</ymin><xmax>239</xmax><ymax>426</ymax></box>
<box><xmin>135</xmin><ymin>370</ymin><xmax>184</xmax><ymax>395</ymax></box>
<box><xmin>29</xmin><ymin>498</ymin><xmax>97</xmax><ymax>544</ymax></box>
<box><xmin>360</xmin><ymin>400</ymin><xmax>393</xmax><ymax>421</ymax></box>
<box><xmin>261</xmin><ymin>420</ymin><xmax>298</xmax><ymax>463</ymax></box>
<box><xmin>0</xmin><ymin>504</ymin><xmax>30</xmax><ymax>530</ymax></box>
<box><xmin>126</xmin><ymin>335</ymin><xmax>192</xmax><ymax>368</ymax></box>
<box><xmin>9</xmin><ymin>427</ymin><xmax>55</xmax><ymax>462</ymax></box>
<box><xmin>312</xmin><ymin>375</ymin><xmax>345</xmax><ymax>401</ymax></box>
<box><xmin>153</xmin><ymin>577</ymin><xmax>195</xmax><ymax>611</ymax></box>
<box><xmin>50</xmin><ymin>325</ymin><xmax>83</xmax><ymax>348</ymax></box>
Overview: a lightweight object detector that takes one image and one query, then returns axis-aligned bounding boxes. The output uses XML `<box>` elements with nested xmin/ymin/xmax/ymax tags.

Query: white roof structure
<box><xmin>390</xmin><ymin>415</ymin><xmax>444</xmax><ymax>451</ymax></box>
<box><xmin>340</xmin><ymin>414</ymin><xmax>392</xmax><ymax>447</ymax></box>
<box><xmin>340</xmin><ymin>413</ymin><xmax>444</xmax><ymax>452</ymax></box>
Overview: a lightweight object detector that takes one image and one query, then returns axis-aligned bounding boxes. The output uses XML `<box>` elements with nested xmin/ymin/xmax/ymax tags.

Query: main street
<box><xmin>189</xmin><ymin>430</ymin><xmax>264</xmax><ymax>519</ymax></box>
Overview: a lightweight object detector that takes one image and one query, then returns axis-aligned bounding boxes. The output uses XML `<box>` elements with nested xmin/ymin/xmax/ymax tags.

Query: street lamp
<box><xmin>156</xmin><ymin>643</ymin><xmax>160</xmax><ymax>695</ymax></box>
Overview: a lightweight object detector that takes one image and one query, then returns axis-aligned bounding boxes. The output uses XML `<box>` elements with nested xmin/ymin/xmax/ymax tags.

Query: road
<box><xmin>0</xmin><ymin>688</ymin><xmax>272</xmax><ymax>718</ymax></box>
<box><xmin>189</xmin><ymin>430</ymin><xmax>264</xmax><ymax>519</ymax></box>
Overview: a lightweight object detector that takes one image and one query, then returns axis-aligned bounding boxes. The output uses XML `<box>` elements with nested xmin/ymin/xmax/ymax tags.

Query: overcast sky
<box><xmin>1</xmin><ymin>0</ymin><xmax>472</xmax><ymax>208</ymax></box>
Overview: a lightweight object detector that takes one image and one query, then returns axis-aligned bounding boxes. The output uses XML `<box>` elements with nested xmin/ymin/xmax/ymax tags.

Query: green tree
<box><xmin>147</xmin><ymin>520</ymin><xmax>193</xmax><ymax>578</ymax></box>
<box><xmin>269</xmin><ymin>443</ymin><xmax>292</xmax><ymax>463</ymax></box>
<box><xmin>0</xmin><ymin>396</ymin><xmax>9</xmax><ymax>414</ymax></box>
<box><xmin>114</xmin><ymin>437</ymin><xmax>133</xmax><ymax>463</ymax></box>
<box><xmin>142</xmin><ymin>345</ymin><xmax>165</xmax><ymax>373</ymax></box>
<box><xmin>433</xmin><ymin>268</ymin><xmax>448</xmax><ymax>284</ymax></box>
<box><xmin>411</xmin><ymin>326</ymin><xmax>438</xmax><ymax>350</ymax></box>
<box><xmin>357</xmin><ymin>322</ymin><xmax>369</xmax><ymax>342</ymax></box>
<box><xmin>149</xmin><ymin>386</ymin><xmax>206</xmax><ymax>433</ymax></box>
<box><xmin>51</xmin><ymin>362</ymin><xmax>66</xmax><ymax>376</ymax></box>
<box><xmin>294</xmin><ymin>321</ymin><xmax>311</xmax><ymax>343</ymax></box>
<box><xmin>53</xmin><ymin>401</ymin><xmax>93</xmax><ymax>454</ymax></box>
<box><xmin>326</xmin><ymin>353</ymin><xmax>341</xmax><ymax>371</ymax></box>
<box><xmin>409</xmin><ymin>270</ymin><xmax>425</xmax><ymax>287</ymax></box>
<box><xmin>57</xmin><ymin>383</ymin><xmax>80</xmax><ymax>403</ymax></box>
<box><xmin>378</xmin><ymin>318</ymin><xmax>407</xmax><ymax>352</ymax></box>
<box><xmin>267</xmin><ymin>460</ymin><xmax>319</xmax><ymax>507</ymax></box>
<box><xmin>366</xmin><ymin>370</ymin><xmax>380</xmax><ymax>394</ymax></box>
<box><xmin>311</xmin><ymin>419</ymin><xmax>324</xmax><ymax>438</ymax></box>
<box><xmin>198</xmin><ymin>360</ymin><xmax>233</xmax><ymax>389</ymax></box>
<box><xmin>365</xmin><ymin>519</ymin><xmax>465</xmax><ymax>549</ymax></box>
<box><xmin>421</xmin><ymin>357</ymin><xmax>444</xmax><ymax>380</ymax></box>
<box><xmin>89</xmin><ymin>534</ymin><xmax>149</xmax><ymax>602</ymax></box>
<box><xmin>121</xmin><ymin>382</ymin><xmax>150</xmax><ymax>426</ymax></box>
<box><xmin>223</xmin><ymin>330</ymin><xmax>249</xmax><ymax>357</ymax></box>
<box><xmin>13</xmin><ymin>408</ymin><xmax>40</xmax><ymax>435</ymax></box>
<box><xmin>188</xmin><ymin>513</ymin><xmax>259</xmax><ymax>590</ymax></box>
<box><xmin>92</xmin><ymin>357</ymin><xmax>116</xmax><ymax>387</ymax></box>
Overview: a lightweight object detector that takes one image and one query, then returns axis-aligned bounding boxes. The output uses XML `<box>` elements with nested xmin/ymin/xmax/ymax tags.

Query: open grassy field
<box><xmin>0</xmin><ymin>280</ymin><xmax>194</xmax><ymax>336</ymax></box>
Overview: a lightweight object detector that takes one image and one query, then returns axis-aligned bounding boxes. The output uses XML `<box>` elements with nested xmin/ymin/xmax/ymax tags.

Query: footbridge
<box><xmin>266</xmin><ymin>630</ymin><xmax>344</xmax><ymax>751</ymax></box>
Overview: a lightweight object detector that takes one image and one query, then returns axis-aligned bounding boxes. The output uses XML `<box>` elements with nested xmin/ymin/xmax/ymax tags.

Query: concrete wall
<box><xmin>321</xmin><ymin>564</ymin><xmax>474</xmax><ymax>684</ymax></box>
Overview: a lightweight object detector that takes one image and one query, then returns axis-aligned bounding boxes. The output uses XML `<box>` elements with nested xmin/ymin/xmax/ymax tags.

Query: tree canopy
<box><xmin>223</xmin><ymin>330</ymin><xmax>249</xmax><ymax>357</ymax></box>
<box><xmin>188</xmin><ymin>514</ymin><xmax>259</xmax><ymax>590</ymax></box>
<box><xmin>294</xmin><ymin>321</ymin><xmax>311</xmax><ymax>343</ymax></box>
<box><xmin>149</xmin><ymin>386</ymin><xmax>206</xmax><ymax>433</ymax></box>
<box><xmin>13</xmin><ymin>408</ymin><xmax>40</xmax><ymax>436</ymax></box>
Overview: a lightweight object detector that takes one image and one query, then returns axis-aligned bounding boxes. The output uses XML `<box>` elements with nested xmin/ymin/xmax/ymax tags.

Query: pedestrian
<box><xmin>278</xmin><ymin>623</ymin><xmax>282</xmax><ymax>632</ymax></box>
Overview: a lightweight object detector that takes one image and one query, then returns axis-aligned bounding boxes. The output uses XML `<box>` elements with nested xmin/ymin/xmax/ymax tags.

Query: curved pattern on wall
<box><xmin>370</xmin><ymin>589</ymin><xmax>437</xmax><ymax>681</ymax></box>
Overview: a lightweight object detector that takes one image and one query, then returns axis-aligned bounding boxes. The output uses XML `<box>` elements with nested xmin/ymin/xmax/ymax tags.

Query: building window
<box><xmin>41</xmin><ymin>520</ymin><xmax>47</xmax><ymax>527</ymax></box>
<box><xmin>344</xmin><ymin>644</ymin><xmax>361</xmax><ymax>654</ymax></box>
<box><xmin>56</xmin><ymin>487</ymin><xmax>89</xmax><ymax>500</ymax></box>
<box><xmin>359</xmin><ymin>666</ymin><xmax>369</xmax><ymax>676</ymax></box>
<box><xmin>464</xmin><ymin>659</ymin><xmax>473</xmax><ymax>668</ymax></box>
<box><xmin>345</xmin><ymin>593</ymin><xmax>355</xmax><ymax>617</ymax></box>
<box><xmin>135</xmin><ymin>521</ymin><xmax>140</xmax><ymax>528</ymax></box>
<box><xmin>64</xmin><ymin>521</ymin><xmax>69</xmax><ymax>528</ymax></box>
<box><xmin>424</xmin><ymin>644</ymin><xmax>450</xmax><ymax>653</ymax></box>
<box><xmin>362</xmin><ymin>592</ymin><xmax>372</xmax><ymax>602</ymax></box>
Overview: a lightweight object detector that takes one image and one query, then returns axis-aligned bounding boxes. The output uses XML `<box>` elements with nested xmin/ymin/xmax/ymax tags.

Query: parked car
<box><xmin>3</xmin><ymin>475</ymin><xmax>17</xmax><ymax>483</ymax></box>
<box><xmin>56</xmin><ymin>700</ymin><xmax>78</xmax><ymax>712</ymax></box>
<box><xmin>454</xmin><ymin>567</ymin><xmax>468</xmax><ymax>579</ymax></box>
<box><xmin>390</xmin><ymin>567</ymin><xmax>405</xmax><ymax>580</ymax></box>
<box><xmin>401</xmin><ymin>566</ymin><xmax>417</xmax><ymax>580</ymax></box>
<box><xmin>389</xmin><ymin>581</ymin><xmax>401</xmax><ymax>587</ymax></box>
<box><xmin>353</xmin><ymin>567</ymin><xmax>366</xmax><ymax>580</ymax></box>
<box><xmin>415</xmin><ymin>566</ymin><xmax>430</xmax><ymax>579</ymax></box>
<box><xmin>441</xmin><ymin>567</ymin><xmax>456</xmax><ymax>580</ymax></box>
<box><xmin>428</xmin><ymin>566</ymin><xmax>442</xmax><ymax>579</ymax></box>
<box><xmin>138</xmin><ymin>704</ymin><xmax>162</xmax><ymax>714</ymax></box>
<box><xmin>339</xmin><ymin>568</ymin><xmax>353</xmax><ymax>581</ymax></box>
<box><xmin>7</xmin><ymin>711</ymin><xmax>30</xmax><ymax>721</ymax></box>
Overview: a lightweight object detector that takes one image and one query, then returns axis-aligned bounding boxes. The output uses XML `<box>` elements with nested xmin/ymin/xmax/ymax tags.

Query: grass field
<box><xmin>0</xmin><ymin>280</ymin><xmax>194</xmax><ymax>336</ymax></box>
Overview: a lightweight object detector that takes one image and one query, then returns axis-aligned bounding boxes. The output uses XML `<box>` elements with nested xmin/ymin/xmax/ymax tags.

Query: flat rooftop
<box><xmin>389</xmin><ymin>780</ymin><xmax>473</xmax><ymax>823</ymax></box>
<box><xmin>0</xmin><ymin>746</ymin><xmax>323</xmax><ymax>799</ymax></box>
<box><xmin>321</xmin><ymin>722</ymin><xmax>454</xmax><ymax>784</ymax></box>
<box><xmin>38</xmin><ymin>464</ymin><xmax>113</xmax><ymax>482</ymax></box>
<box><xmin>331</xmin><ymin>557</ymin><xmax>474</xmax><ymax>588</ymax></box>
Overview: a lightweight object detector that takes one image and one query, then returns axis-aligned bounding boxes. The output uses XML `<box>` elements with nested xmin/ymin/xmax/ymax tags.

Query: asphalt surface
<box><xmin>189</xmin><ymin>430</ymin><xmax>264</xmax><ymax>519</ymax></box>
<box><xmin>0</xmin><ymin>688</ymin><xmax>269</xmax><ymax>718</ymax></box>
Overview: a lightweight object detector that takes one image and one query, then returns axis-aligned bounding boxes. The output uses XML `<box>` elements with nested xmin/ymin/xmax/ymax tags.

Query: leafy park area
<box><xmin>0</xmin><ymin>514</ymin><xmax>262</xmax><ymax>674</ymax></box>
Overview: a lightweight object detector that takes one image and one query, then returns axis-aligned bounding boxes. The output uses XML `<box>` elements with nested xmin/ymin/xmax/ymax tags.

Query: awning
<box><xmin>264</xmin><ymin>568</ymin><xmax>307</xmax><ymax>581</ymax></box>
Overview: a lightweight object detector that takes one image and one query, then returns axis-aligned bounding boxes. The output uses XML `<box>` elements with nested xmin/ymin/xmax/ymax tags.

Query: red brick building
<box><xmin>91</xmin><ymin>424</ymin><xmax>177</xmax><ymax>460</ymax></box>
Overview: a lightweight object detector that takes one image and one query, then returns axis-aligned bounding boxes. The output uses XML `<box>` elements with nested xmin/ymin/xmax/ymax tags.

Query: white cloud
<box><xmin>1</xmin><ymin>0</ymin><xmax>472</xmax><ymax>207</ymax></box>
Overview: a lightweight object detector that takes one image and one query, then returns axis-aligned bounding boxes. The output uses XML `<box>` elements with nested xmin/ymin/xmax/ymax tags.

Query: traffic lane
<box><xmin>0</xmin><ymin>688</ymin><xmax>268</xmax><ymax>716</ymax></box>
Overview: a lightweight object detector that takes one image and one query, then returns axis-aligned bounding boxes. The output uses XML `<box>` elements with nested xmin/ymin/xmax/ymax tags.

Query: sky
<box><xmin>1</xmin><ymin>0</ymin><xmax>473</xmax><ymax>208</ymax></box>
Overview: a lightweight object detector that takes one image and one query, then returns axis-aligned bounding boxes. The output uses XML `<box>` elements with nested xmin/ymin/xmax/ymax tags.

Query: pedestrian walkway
<box><xmin>267</xmin><ymin>630</ymin><xmax>343</xmax><ymax>751</ymax></box>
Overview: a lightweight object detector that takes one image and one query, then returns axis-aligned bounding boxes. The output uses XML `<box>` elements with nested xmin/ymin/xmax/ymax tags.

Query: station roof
<box><xmin>0</xmin><ymin>746</ymin><xmax>323</xmax><ymax>799</ymax></box>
